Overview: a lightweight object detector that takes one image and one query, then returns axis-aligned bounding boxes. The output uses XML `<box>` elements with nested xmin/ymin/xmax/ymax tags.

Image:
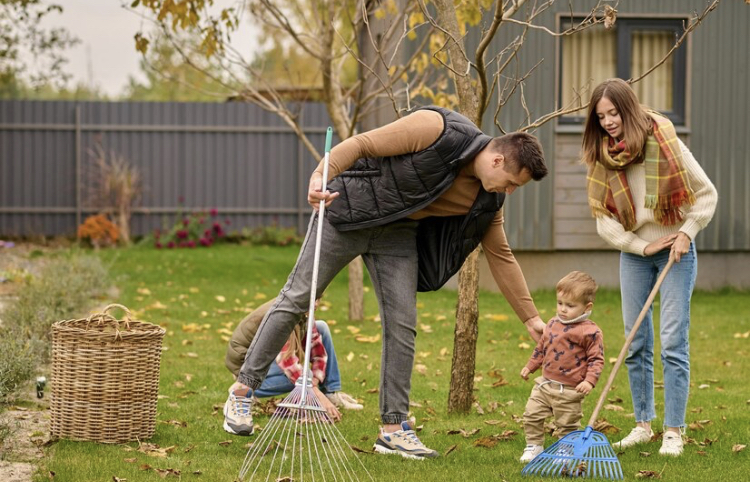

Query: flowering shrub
<box><xmin>154</xmin><ymin>207</ymin><xmax>230</xmax><ymax>248</ymax></box>
<box><xmin>78</xmin><ymin>214</ymin><xmax>120</xmax><ymax>248</ymax></box>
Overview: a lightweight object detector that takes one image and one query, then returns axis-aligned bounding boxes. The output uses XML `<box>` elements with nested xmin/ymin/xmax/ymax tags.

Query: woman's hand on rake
<box><xmin>313</xmin><ymin>386</ymin><xmax>342</xmax><ymax>422</ymax></box>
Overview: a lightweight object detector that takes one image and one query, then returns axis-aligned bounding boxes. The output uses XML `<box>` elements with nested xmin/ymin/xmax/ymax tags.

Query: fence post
<box><xmin>297</xmin><ymin>129</ymin><xmax>305</xmax><ymax>235</ymax></box>
<box><xmin>75</xmin><ymin>105</ymin><xmax>82</xmax><ymax>238</ymax></box>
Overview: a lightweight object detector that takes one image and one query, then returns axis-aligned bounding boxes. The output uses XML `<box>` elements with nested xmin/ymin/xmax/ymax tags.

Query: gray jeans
<box><xmin>238</xmin><ymin>213</ymin><xmax>418</xmax><ymax>424</ymax></box>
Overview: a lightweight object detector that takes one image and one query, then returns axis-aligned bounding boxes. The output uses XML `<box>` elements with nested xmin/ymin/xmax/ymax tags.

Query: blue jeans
<box><xmin>253</xmin><ymin>320</ymin><xmax>342</xmax><ymax>397</ymax></box>
<box><xmin>239</xmin><ymin>213</ymin><xmax>418</xmax><ymax>424</ymax></box>
<box><xmin>620</xmin><ymin>243</ymin><xmax>697</xmax><ymax>429</ymax></box>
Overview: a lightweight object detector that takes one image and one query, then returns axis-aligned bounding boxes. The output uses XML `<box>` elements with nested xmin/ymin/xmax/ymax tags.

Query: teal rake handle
<box><xmin>584</xmin><ymin>256</ymin><xmax>676</xmax><ymax>434</ymax></box>
<box><xmin>299</xmin><ymin>127</ymin><xmax>334</xmax><ymax>404</ymax></box>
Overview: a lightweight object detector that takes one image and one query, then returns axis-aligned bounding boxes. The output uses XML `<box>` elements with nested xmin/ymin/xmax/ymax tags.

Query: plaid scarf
<box><xmin>586</xmin><ymin>111</ymin><xmax>695</xmax><ymax>231</ymax></box>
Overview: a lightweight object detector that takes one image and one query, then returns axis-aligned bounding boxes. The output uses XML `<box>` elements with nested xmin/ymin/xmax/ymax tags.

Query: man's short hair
<box><xmin>489</xmin><ymin>132</ymin><xmax>548</xmax><ymax>181</ymax></box>
<box><xmin>556</xmin><ymin>271</ymin><xmax>597</xmax><ymax>304</ymax></box>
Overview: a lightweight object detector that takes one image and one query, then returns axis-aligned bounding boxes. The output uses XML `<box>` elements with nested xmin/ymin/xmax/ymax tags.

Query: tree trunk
<box><xmin>348</xmin><ymin>257</ymin><xmax>364</xmax><ymax>321</ymax></box>
<box><xmin>432</xmin><ymin>0</ymin><xmax>483</xmax><ymax>414</ymax></box>
<box><xmin>448</xmin><ymin>247</ymin><xmax>481</xmax><ymax>413</ymax></box>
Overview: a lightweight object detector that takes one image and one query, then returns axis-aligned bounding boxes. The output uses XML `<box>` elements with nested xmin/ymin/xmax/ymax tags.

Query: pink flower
<box><xmin>210</xmin><ymin>208</ymin><xmax>218</xmax><ymax>217</ymax></box>
<box><xmin>187</xmin><ymin>240</ymin><xmax>196</xmax><ymax>248</ymax></box>
<box><xmin>224</xmin><ymin>219</ymin><xmax>231</xmax><ymax>225</ymax></box>
<box><xmin>176</xmin><ymin>230</ymin><xmax>188</xmax><ymax>239</ymax></box>
<box><xmin>182</xmin><ymin>218</ymin><xmax>189</xmax><ymax>226</ymax></box>
<box><xmin>167</xmin><ymin>241</ymin><xmax>175</xmax><ymax>248</ymax></box>
<box><xmin>155</xmin><ymin>242</ymin><xmax>162</xmax><ymax>249</ymax></box>
<box><xmin>199</xmin><ymin>237</ymin><xmax>212</xmax><ymax>247</ymax></box>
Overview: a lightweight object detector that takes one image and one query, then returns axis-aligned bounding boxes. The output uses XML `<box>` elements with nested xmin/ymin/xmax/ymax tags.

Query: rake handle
<box><xmin>299</xmin><ymin>127</ymin><xmax>334</xmax><ymax>401</ymax></box>
<box><xmin>586</xmin><ymin>256</ymin><xmax>675</xmax><ymax>428</ymax></box>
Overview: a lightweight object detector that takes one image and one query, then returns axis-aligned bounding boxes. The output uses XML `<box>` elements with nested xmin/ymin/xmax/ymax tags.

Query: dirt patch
<box><xmin>0</xmin><ymin>385</ymin><xmax>50</xmax><ymax>482</ymax></box>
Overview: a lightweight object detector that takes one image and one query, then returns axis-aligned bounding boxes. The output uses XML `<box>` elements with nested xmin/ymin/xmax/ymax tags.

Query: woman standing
<box><xmin>582</xmin><ymin>78</ymin><xmax>717</xmax><ymax>456</ymax></box>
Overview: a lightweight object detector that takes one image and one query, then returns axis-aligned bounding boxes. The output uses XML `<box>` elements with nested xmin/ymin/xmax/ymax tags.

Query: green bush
<box><xmin>0</xmin><ymin>252</ymin><xmax>108</xmax><ymax>399</ymax></box>
<box><xmin>238</xmin><ymin>224</ymin><xmax>303</xmax><ymax>246</ymax></box>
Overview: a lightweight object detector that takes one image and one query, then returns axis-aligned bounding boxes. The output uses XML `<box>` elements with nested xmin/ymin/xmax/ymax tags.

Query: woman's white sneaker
<box><xmin>613</xmin><ymin>426</ymin><xmax>654</xmax><ymax>450</ymax></box>
<box><xmin>659</xmin><ymin>431</ymin><xmax>684</xmax><ymax>456</ymax></box>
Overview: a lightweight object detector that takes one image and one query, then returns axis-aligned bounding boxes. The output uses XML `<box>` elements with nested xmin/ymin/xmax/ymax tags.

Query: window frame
<box><xmin>558</xmin><ymin>16</ymin><xmax>688</xmax><ymax>126</ymax></box>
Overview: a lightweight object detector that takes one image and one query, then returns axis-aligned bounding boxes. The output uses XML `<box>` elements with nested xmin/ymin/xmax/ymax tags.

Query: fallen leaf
<box><xmin>609</xmin><ymin>357</ymin><xmax>618</xmax><ymax>364</ymax></box>
<box><xmin>146</xmin><ymin>301</ymin><xmax>168</xmax><ymax>310</ymax></box>
<box><xmin>189</xmin><ymin>287</ymin><xmax>200</xmax><ymax>293</ymax></box>
<box><xmin>635</xmin><ymin>470</ymin><xmax>661</xmax><ymax>479</ymax></box>
<box><xmin>733</xmin><ymin>444</ymin><xmax>746</xmax><ymax>454</ymax></box>
<box><xmin>218</xmin><ymin>440</ymin><xmax>233</xmax><ymax>446</ymax></box>
<box><xmin>485</xmin><ymin>313</ymin><xmax>509</xmax><ymax>321</ymax></box>
<box><xmin>355</xmin><ymin>334</ymin><xmax>381</xmax><ymax>343</ymax></box>
<box><xmin>484</xmin><ymin>420</ymin><xmax>503</xmax><ymax>426</ymax></box>
<box><xmin>366</xmin><ymin>388</ymin><xmax>378</xmax><ymax>394</ymax></box>
<box><xmin>593</xmin><ymin>419</ymin><xmax>620</xmax><ymax>435</ymax></box>
<box><xmin>415</xmin><ymin>364</ymin><xmax>428</xmax><ymax>375</ymax></box>
<box><xmin>419</xmin><ymin>324</ymin><xmax>433</xmax><ymax>333</ymax></box>
<box><xmin>181</xmin><ymin>352</ymin><xmax>199</xmax><ymax>358</ymax></box>
<box><xmin>113</xmin><ymin>477</ymin><xmax>128</xmax><ymax>482</ymax></box>
<box><xmin>639</xmin><ymin>451</ymin><xmax>651</xmax><ymax>457</ymax></box>
<box><xmin>473</xmin><ymin>436</ymin><xmax>498</xmax><ymax>448</ymax></box>
<box><xmin>604</xmin><ymin>404</ymin><xmax>624</xmax><ymax>412</ymax></box>
<box><xmin>350</xmin><ymin>445</ymin><xmax>374</xmax><ymax>454</ymax></box>
<box><xmin>439</xmin><ymin>347</ymin><xmax>449</xmax><ymax>356</ymax></box>
<box><xmin>346</xmin><ymin>352</ymin><xmax>355</xmax><ymax>362</ymax></box>
<box><xmin>698</xmin><ymin>384</ymin><xmax>710</xmax><ymax>389</ymax></box>
<box><xmin>123</xmin><ymin>458</ymin><xmax>137</xmax><ymax>463</ymax></box>
<box><xmin>254</xmin><ymin>293</ymin><xmax>268</xmax><ymax>300</ymax></box>
<box><xmin>496</xmin><ymin>430</ymin><xmax>517</xmax><ymax>441</ymax></box>
<box><xmin>137</xmin><ymin>288</ymin><xmax>152</xmax><ymax>295</ymax></box>
<box><xmin>444</xmin><ymin>444</ymin><xmax>458</xmax><ymax>456</ymax></box>
<box><xmin>154</xmin><ymin>468</ymin><xmax>181</xmax><ymax>478</ymax></box>
<box><xmin>518</xmin><ymin>342</ymin><xmax>531</xmax><ymax>350</ymax></box>
<box><xmin>346</xmin><ymin>326</ymin><xmax>361</xmax><ymax>335</ymax></box>
<box><xmin>137</xmin><ymin>442</ymin><xmax>175</xmax><ymax>458</ymax></box>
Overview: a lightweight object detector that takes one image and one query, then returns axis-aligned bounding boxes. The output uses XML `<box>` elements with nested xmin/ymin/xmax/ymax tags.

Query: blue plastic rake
<box><xmin>522</xmin><ymin>258</ymin><xmax>674</xmax><ymax>479</ymax></box>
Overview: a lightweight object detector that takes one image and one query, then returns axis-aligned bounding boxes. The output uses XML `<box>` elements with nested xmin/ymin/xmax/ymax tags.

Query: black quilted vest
<box><xmin>326</xmin><ymin>106</ymin><xmax>505</xmax><ymax>291</ymax></box>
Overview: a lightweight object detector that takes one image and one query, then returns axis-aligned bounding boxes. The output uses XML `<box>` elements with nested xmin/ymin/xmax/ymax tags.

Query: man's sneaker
<box><xmin>223</xmin><ymin>388</ymin><xmax>254</xmax><ymax>436</ymax></box>
<box><xmin>519</xmin><ymin>444</ymin><xmax>544</xmax><ymax>463</ymax></box>
<box><xmin>659</xmin><ymin>431</ymin><xmax>684</xmax><ymax>456</ymax></box>
<box><xmin>613</xmin><ymin>426</ymin><xmax>654</xmax><ymax>450</ymax></box>
<box><xmin>326</xmin><ymin>392</ymin><xmax>363</xmax><ymax>410</ymax></box>
<box><xmin>373</xmin><ymin>421</ymin><xmax>438</xmax><ymax>460</ymax></box>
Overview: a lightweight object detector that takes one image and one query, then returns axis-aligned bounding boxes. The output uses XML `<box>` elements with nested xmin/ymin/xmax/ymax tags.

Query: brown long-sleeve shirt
<box><xmin>524</xmin><ymin>317</ymin><xmax>604</xmax><ymax>387</ymax></box>
<box><xmin>314</xmin><ymin>110</ymin><xmax>539</xmax><ymax>322</ymax></box>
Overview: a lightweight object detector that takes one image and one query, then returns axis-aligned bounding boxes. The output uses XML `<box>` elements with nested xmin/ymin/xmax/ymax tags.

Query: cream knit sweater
<box><xmin>596</xmin><ymin>138</ymin><xmax>718</xmax><ymax>255</ymax></box>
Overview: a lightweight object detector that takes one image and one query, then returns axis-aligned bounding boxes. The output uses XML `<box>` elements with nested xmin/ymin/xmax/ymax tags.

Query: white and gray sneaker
<box><xmin>223</xmin><ymin>388</ymin><xmax>254</xmax><ymax>436</ymax></box>
<box><xmin>659</xmin><ymin>431</ymin><xmax>684</xmax><ymax>456</ymax></box>
<box><xmin>519</xmin><ymin>444</ymin><xmax>544</xmax><ymax>463</ymax></box>
<box><xmin>613</xmin><ymin>426</ymin><xmax>654</xmax><ymax>450</ymax></box>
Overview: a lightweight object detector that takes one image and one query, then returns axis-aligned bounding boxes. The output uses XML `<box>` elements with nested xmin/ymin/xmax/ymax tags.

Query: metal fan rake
<box><xmin>238</xmin><ymin>127</ymin><xmax>373</xmax><ymax>482</ymax></box>
<box><xmin>237</xmin><ymin>377</ymin><xmax>373</xmax><ymax>481</ymax></box>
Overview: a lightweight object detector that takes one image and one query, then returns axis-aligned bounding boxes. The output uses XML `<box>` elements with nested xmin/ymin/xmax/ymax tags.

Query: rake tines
<box><xmin>238</xmin><ymin>380</ymin><xmax>373</xmax><ymax>482</ymax></box>
<box><xmin>521</xmin><ymin>429</ymin><xmax>623</xmax><ymax>479</ymax></box>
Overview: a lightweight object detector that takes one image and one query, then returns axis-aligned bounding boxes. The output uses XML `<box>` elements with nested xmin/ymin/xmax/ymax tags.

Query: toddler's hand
<box><xmin>520</xmin><ymin>367</ymin><xmax>530</xmax><ymax>380</ymax></box>
<box><xmin>576</xmin><ymin>381</ymin><xmax>593</xmax><ymax>395</ymax></box>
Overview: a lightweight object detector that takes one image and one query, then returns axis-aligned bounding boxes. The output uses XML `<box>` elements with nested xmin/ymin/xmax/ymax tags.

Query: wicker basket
<box><xmin>50</xmin><ymin>304</ymin><xmax>166</xmax><ymax>443</ymax></box>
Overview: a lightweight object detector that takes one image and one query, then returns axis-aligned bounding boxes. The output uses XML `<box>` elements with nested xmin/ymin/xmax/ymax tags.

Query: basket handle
<box><xmin>86</xmin><ymin>303</ymin><xmax>134</xmax><ymax>338</ymax></box>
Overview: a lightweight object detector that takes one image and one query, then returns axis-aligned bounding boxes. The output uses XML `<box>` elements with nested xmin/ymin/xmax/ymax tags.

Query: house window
<box><xmin>559</xmin><ymin>17</ymin><xmax>687</xmax><ymax>124</ymax></box>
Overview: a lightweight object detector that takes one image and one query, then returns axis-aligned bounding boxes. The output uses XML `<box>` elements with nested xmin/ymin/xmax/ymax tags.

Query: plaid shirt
<box><xmin>275</xmin><ymin>322</ymin><xmax>327</xmax><ymax>385</ymax></box>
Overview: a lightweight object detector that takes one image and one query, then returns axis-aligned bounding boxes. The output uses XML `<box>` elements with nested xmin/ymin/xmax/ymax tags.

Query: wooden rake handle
<box><xmin>586</xmin><ymin>256</ymin><xmax>676</xmax><ymax>427</ymax></box>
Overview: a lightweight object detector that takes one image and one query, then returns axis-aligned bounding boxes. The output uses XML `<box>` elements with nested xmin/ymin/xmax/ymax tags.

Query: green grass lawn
<box><xmin>40</xmin><ymin>244</ymin><xmax>749</xmax><ymax>481</ymax></box>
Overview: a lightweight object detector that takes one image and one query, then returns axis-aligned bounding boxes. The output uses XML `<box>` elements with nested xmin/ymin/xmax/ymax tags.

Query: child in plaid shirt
<box><xmin>223</xmin><ymin>299</ymin><xmax>362</xmax><ymax>436</ymax></box>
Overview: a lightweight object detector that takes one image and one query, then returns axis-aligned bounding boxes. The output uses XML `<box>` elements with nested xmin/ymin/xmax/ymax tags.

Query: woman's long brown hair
<box><xmin>581</xmin><ymin>78</ymin><xmax>652</xmax><ymax>166</ymax></box>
